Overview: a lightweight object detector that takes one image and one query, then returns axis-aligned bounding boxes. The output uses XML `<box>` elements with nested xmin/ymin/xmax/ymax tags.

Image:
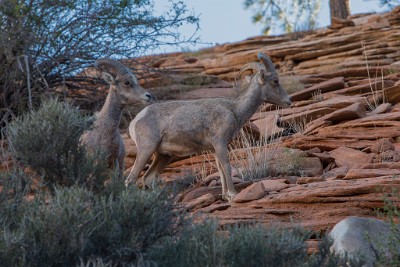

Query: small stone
<box><xmin>298</xmin><ymin>157</ymin><xmax>324</xmax><ymax>176</ymax></box>
<box><xmin>233</xmin><ymin>181</ymin><xmax>266</xmax><ymax>203</ymax></box>
<box><xmin>322</xmin><ymin>166</ymin><xmax>348</xmax><ymax>179</ymax></box>
<box><xmin>370</xmin><ymin>138</ymin><xmax>395</xmax><ymax>153</ymax></box>
<box><xmin>260</xmin><ymin>179</ymin><xmax>290</xmax><ymax>192</ymax></box>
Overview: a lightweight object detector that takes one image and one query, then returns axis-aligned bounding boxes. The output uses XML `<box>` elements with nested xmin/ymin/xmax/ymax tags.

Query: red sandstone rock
<box><xmin>330</xmin><ymin>147</ymin><xmax>374</xmax><ymax>169</ymax></box>
<box><xmin>252</xmin><ymin>114</ymin><xmax>285</xmax><ymax>139</ymax></box>
<box><xmin>370</xmin><ymin>138</ymin><xmax>395</xmax><ymax>153</ymax></box>
<box><xmin>298</xmin><ymin>157</ymin><xmax>324</xmax><ymax>177</ymax></box>
<box><xmin>184</xmin><ymin>193</ymin><xmax>216</xmax><ymax>211</ymax></box>
<box><xmin>260</xmin><ymin>179</ymin><xmax>290</xmax><ymax>192</ymax></box>
<box><xmin>344</xmin><ymin>168</ymin><xmax>400</xmax><ymax>179</ymax></box>
<box><xmin>322</xmin><ymin>166</ymin><xmax>348</xmax><ymax>179</ymax></box>
<box><xmin>297</xmin><ymin>177</ymin><xmax>325</xmax><ymax>184</ymax></box>
<box><xmin>233</xmin><ymin>181</ymin><xmax>266</xmax><ymax>203</ymax></box>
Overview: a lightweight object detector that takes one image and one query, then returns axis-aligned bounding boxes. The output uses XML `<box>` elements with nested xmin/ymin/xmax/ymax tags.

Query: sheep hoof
<box><xmin>222</xmin><ymin>191</ymin><xmax>237</xmax><ymax>202</ymax></box>
<box><xmin>124</xmin><ymin>178</ymin><xmax>134</xmax><ymax>187</ymax></box>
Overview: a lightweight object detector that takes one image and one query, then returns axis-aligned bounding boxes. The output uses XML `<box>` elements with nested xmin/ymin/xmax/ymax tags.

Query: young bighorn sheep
<box><xmin>125</xmin><ymin>53</ymin><xmax>291</xmax><ymax>201</ymax></box>
<box><xmin>81</xmin><ymin>59</ymin><xmax>154</xmax><ymax>177</ymax></box>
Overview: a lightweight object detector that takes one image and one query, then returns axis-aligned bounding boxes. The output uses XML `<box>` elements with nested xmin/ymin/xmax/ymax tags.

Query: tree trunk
<box><xmin>329</xmin><ymin>0</ymin><xmax>350</xmax><ymax>22</ymax></box>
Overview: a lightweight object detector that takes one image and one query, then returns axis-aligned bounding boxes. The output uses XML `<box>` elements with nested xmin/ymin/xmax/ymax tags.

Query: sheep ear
<box><xmin>102</xmin><ymin>72</ymin><xmax>116</xmax><ymax>85</ymax></box>
<box><xmin>257</xmin><ymin>69</ymin><xmax>266</xmax><ymax>84</ymax></box>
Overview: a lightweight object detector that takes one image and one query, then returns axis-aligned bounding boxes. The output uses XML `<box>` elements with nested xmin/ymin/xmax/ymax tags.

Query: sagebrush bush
<box><xmin>6</xmin><ymin>98</ymin><xmax>108</xmax><ymax>190</ymax></box>
<box><xmin>0</xmin><ymin>169</ymin><xmax>32</xmax><ymax>229</ymax></box>
<box><xmin>149</xmin><ymin>220</ymin><xmax>311</xmax><ymax>267</ymax></box>
<box><xmin>0</xmin><ymin>183</ymin><xmax>180</xmax><ymax>267</ymax></box>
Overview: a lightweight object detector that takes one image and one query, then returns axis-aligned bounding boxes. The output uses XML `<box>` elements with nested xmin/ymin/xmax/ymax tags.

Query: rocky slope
<box><xmin>120</xmin><ymin>7</ymin><xmax>400</xmax><ymax>233</ymax></box>
<box><xmin>3</xmin><ymin>7</ymin><xmax>400</xmax><ymax>236</ymax></box>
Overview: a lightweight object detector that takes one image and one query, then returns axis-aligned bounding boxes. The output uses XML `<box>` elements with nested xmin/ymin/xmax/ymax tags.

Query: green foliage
<box><xmin>150</xmin><ymin>220</ymin><xmax>311</xmax><ymax>267</ymax></box>
<box><xmin>6</xmin><ymin>98</ymin><xmax>108</xmax><ymax>190</ymax></box>
<box><xmin>243</xmin><ymin>0</ymin><xmax>320</xmax><ymax>34</ymax></box>
<box><xmin>0</xmin><ymin>183</ymin><xmax>180</xmax><ymax>267</ymax></box>
<box><xmin>0</xmin><ymin>169</ymin><xmax>32</xmax><ymax>229</ymax></box>
<box><xmin>376</xmin><ymin>0</ymin><xmax>400</xmax><ymax>9</ymax></box>
<box><xmin>373</xmin><ymin>192</ymin><xmax>400</xmax><ymax>266</ymax></box>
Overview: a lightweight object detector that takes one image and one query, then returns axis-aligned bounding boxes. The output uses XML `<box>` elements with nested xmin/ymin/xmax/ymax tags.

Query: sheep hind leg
<box><xmin>142</xmin><ymin>153</ymin><xmax>173</xmax><ymax>189</ymax></box>
<box><xmin>215</xmin><ymin>158</ymin><xmax>228</xmax><ymax>197</ymax></box>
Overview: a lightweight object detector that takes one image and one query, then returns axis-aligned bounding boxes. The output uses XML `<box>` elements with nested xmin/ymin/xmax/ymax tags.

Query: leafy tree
<box><xmin>374</xmin><ymin>0</ymin><xmax>400</xmax><ymax>8</ymax></box>
<box><xmin>243</xmin><ymin>0</ymin><xmax>321</xmax><ymax>34</ymax></box>
<box><xmin>0</xmin><ymin>0</ymin><xmax>199</xmax><ymax>123</ymax></box>
<box><xmin>244</xmin><ymin>0</ymin><xmax>399</xmax><ymax>35</ymax></box>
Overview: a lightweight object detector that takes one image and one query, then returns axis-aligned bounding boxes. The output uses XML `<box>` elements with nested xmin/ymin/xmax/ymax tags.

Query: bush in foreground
<box><xmin>6</xmin><ymin>98</ymin><xmax>108</xmax><ymax>190</ymax></box>
<box><xmin>0</xmin><ymin>175</ymin><xmax>180</xmax><ymax>267</ymax></box>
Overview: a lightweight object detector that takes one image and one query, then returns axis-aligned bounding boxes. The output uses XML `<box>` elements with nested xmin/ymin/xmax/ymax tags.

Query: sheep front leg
<box><xmin>125</xmin><ymin>147</ymin><xmax>155</xmax><ymax>187</ymax></box>
<box><xmin>213</xmin><ymin>143</ymin><xmax>237</xmax><ymax>201</ymax></box>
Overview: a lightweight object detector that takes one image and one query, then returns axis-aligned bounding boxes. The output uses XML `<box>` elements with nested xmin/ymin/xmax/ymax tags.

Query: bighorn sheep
<box><xmin>81</xmin><ymin>59</ymin><xmax>154</xmax><ymax>177</ymax></box>
<box><xmin>125</xmin><ymin>53</ymin><xmax>291</xmax><ymax>201</ymax></box>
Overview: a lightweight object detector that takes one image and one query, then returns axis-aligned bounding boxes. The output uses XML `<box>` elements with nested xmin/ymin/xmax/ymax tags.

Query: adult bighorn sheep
<box><xmin>81</xmin><ymin>59</ymin><xmax>154</xmax><ymax>177</ymax></box>
<box><xmin>125</xmin><ymin>52</ymin><xmax>291</xmax><ymax>201</ymax></box>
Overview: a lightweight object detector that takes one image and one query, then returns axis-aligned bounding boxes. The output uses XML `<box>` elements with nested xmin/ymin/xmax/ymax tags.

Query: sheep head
<box><xmin>94</xmin><ymin>59</ymin><xmax>154</xmax><ymax>106</ymax></box>
<box><xmin>239</xmin><ymin>52</ymin><xmax>292</xmax><ymax>108</ymax></box>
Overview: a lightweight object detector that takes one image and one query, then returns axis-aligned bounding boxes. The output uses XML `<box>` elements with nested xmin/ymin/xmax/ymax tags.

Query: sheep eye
<box><xmin>273</xmin><ymin>80</ymin><xmax>279</xmax><ymax>84</ymax></box>
<box><xmin>124</xmin><ymin>80</ymin><xmax>131</xmax><ymax>86</ymax></box>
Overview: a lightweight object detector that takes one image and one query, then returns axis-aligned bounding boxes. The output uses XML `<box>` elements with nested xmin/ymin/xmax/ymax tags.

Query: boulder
<box><xmin>330</xmin><ymin>216</ymin><xmax>400</xmax><ymax>267</ymax></box>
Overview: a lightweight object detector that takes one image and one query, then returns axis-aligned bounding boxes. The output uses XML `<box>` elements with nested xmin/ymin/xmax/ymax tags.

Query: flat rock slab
<box><xmin>344</xmin><ymin>168</ymin><xmax>400</xmax><ymax>179</ymax></box>
<box><xmin>330</xmin><ymin>147</ymin><xmax>374</xmax><ymax>169</ymax></box>
<box><xmin>208</xmin><ymin>176</ymin><xmax>400</xmax><ymax>232</ymax></box>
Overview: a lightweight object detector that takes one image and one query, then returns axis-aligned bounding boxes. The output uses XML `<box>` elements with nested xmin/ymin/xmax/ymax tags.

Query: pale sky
<box><xmin>152</xmin><ymin>0</ymin><xmax>390</xmax><ymax>54</ymax></box>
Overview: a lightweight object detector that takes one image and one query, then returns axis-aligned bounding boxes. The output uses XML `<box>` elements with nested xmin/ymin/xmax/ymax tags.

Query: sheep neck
<box><xmin>95</xmin><ymin>88</ymin><xmax>123</xmax><ymax>134</ymax></box>
<box><xmin>234</xmin><ymin>82</ymin><xmax>263</xmax><ymax>127</ymax></box>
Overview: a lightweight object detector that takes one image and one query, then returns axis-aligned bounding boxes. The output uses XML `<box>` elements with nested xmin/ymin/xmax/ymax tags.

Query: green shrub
<box><xmin>224</xmin><ymin>225</ymin><xmax>309</xmax><ymax>267</ymax></box>
<box><xmin>150</xmin><ymin>221</ymin><xmax>311</xmax><ymax>267</ymax></box>
<box><xmin>0</xmin><ymin>169</ymin><xmax>32</xmax><ymax>229</ymax></box>
<box><xmin>6</xmin><ymin>98</ymin><xmax>108</xmax><ymax>190</ymax></box>
<box><xmin>373</xmin><ymin>193</ymin><xmax>400</xmax><ymax>266</ymax></box>
<box><xmin>0</xmin><ymin>184</ymin><xmax>180</xmax><ymax>267</ymax></box>
<box><xmin>149</xmin><ymin>220</ymin><xmax>223</xmax><ymax>267</ymax></box>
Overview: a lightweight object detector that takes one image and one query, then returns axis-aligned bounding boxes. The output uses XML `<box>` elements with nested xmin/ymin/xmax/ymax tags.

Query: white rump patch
<box><xmin>129</xmin><ymin>107</ymin><xmax>149</xmax><ymax>143</ymax></box>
